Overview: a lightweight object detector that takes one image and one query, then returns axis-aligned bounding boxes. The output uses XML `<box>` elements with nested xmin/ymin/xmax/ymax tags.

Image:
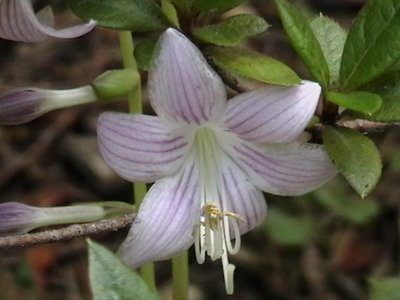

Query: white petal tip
<box><xmin>301</xmin><ymin>80</ymin><xmax>322</xmax><ymax>94</ymax></box>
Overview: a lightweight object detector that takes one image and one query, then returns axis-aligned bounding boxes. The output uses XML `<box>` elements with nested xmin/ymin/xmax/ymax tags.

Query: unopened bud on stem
<box><xmin>0</xmin><ymin>201</ymin><xmax>135</xmax><ymax>236</ymax></box>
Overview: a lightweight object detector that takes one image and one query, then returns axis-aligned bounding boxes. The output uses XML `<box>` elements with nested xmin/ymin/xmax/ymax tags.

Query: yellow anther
<box><xmin>201</xmin><ymin>202</ymin><xmax>246</xmax><ymax>223</ymax></box>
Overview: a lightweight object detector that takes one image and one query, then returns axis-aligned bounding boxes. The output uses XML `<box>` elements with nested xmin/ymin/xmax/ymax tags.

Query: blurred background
<box><xmin>1</xmin><ymin>0</ymin><xmax>399</xmax><ymax>299</ymax></box>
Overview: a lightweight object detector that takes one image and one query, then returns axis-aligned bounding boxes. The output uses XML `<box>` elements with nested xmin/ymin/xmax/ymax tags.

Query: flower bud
<box><xmin>0</xmin><ymin>201</ymin><xmax>134</xmax><ymax>236</ymax></box>
<box><xmin>91</xmin><ymin>69</ymin><xmax>140</xmax><ymax>101</ymax></box>
<box><xmin>0</xmin><ymin>86</ymin><xmax>97</xmax><ymax>125</ymax></box>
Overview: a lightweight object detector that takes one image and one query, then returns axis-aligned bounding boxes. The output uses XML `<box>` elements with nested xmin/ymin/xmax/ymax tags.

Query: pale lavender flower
<box><xmin>0</xmin><ymin>86</ymin><xmax>97</xmax><ymax>125</ymax></box>
<box><xmin>0</xmin><ymin>202</ymin><xmax>107</xmax><ymax>236</ymax></box>
<box><xmin>0</xmin><ymin>0</ymin><xmax>95</xmax><ymax>43</ymax></box>
<box><xmin>97</xmin><ymin>28</ymin><xmax>338</xmax><ymax>294</ymax></box>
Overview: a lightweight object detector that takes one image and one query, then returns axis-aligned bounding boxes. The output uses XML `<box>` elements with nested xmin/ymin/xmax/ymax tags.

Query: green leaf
<box><xmin>134</xmin><ymin>39</ymin><xmax>159</xmax><ymax>71</ymax></box>
<box><xmin>193</xmin><ymin>15</ymin><xmax>269</xmax><ymax>46</ymax></box>
<box><xmin>369</xmin><ymin>277</ymin><xmax>400</xmax><ymax>300</ymax></box>
<box><xmin>68</xmin><ymin>0</ymin><xmax>168</xmax><ymax>32</ymax></box>
<box><xmin>264</xmin><ymin>207</ymin><xmax>313</xmax><ymax>247</ymax></box>
<box><xmin>389</xmin><ymin>150</ymin><xmax>400</xmax><ymax>172</ymax></box>
<box><xmin>322</xmin><ymin>126</ymin><xmax>382</xmax><ymax>198</ymax></box>
<box><xmin>326</xmin><ymin>91</ymin><xmax>382</xmax><ymax>114</ymax></box>
<box><xmin>88</xmin><ymin>240</ymin><xmax>160</xmax><ymax>300</ymax></box>
<box><xmin>274</xmin><ymin>0</ymin><xmax>330</xmax><ymax>88</ymax></box>
<box><xmin>205</xmin><ymin>46</ymin><xmax>301</xmax><ymax>85</ymax></box>
<box><xmin>340</xmin><ymin>0</ymin><xmax>400</xmax><ymax>90</ymax></box>
<box><xmin>192</xmin><ymin>0</ymin><xmax>244</xmax><ymax>15</ymax></box>
<box><xmin>310</xmin><ymin>16</ymin><xmax>347</xmax><ymax>88</ymax></box>
<box><xmin>161</xmin><ymin>0</ymin><xmax>180</xmax><ymax>29</ymax></box>
<box><xmin>356</xmin><ymin>70</ymin><xmax>400</xmax><ymax>122</ymax></box>
<box><xmin>312</xmin><ymin>178</ymin><xmax>379</xmax><ymax>225</ymax></box>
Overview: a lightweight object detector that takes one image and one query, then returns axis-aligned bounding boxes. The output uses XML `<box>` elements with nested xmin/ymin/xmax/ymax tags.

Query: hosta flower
<box><xmin>97</xmin><ymin>28</ymin><xmax>338</xmax><ymax>294</ymax></box>
<box><xmin>0</xmin><ymin>86</ymin><xmax>97</xmax><ymax>125</ymax></box>
<box><xmin>0</xmin><ymin>202</ymin><xmax>107</xmax><ymax>236</ymax></box>
<box><xmin>0</xmin><ymin>0</ymin><xmax>95</xmax><ymax>43</ymax></box>
<box><xmin>0</xmin><ymin>69</ymin><xmax>139</xmax><ymax>125</ymax></box>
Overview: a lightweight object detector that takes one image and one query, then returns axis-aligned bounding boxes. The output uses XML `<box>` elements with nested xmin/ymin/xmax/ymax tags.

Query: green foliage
<box><xmin>369</xmin><ymin>277</ymin><xmax>400</xmax><ymax>300</ymax></box>
<box><xmin>169</xmin><ymin>0</ymin><xmax>243</xmax><ymax>16</ymax></box>
<box><xmin>134</xmin><ymin>40</ymin><xmax>159</xmax><ymax>71</ymax></box>
<box><xmin>88</xmin><ymin>240</ymin><xmax>160</xmax><ymax>300</ymax></box>
<box><xmin>191</xmin><ymin>0</ymin><xmax>244</xmax><ymax>15</ymax></box>
<box><xmin>274</xmin><ymin>0</ymin><xmax>330</xmax><ymax>89</ymax></box>
<box><xmin>356</xmin><ymin>70</ymin><xmax>400</xmax><ymax>122</ymax></box>
<box><xmin>322</xmin><ymin>127</ymin><xmax>382</xmax><ymax>198</ymax></box>
<box><xmin>389</xmin><ymin>150</ymin><xmax>400</xmax><ymax>172</ymax></box>
<box><xmin>340</xmin><ymin>0</ymin><xmax>400</xmax><ymax>90</ymax></box>
<box><xmin>205</xmin><ymin>46</ymin><xmax>301</xmax><ymax>85</ymax></box>
<box><xmin>326</xmin><ymin>91</ymin><xmax>382</xmax><ymax>114</ymax></box>
<box><xmin>312</xmin><ymin>178</ymin><xmax>380</xmax><ymax>225</ymax></box>
<box><xmin>68</xmin><ymin>0</ymin><xmax>168</xmax><ymax>32</ymax></box>
<box><xmin>310</xmin><ymin>16</ymin><xmax>347</xmax><ymax>88</ymax></box>
<box><xmin>264</xmin><ymin>207</ymin><xmax>313</xmax><ymax>247</ymax></box>
<box><xmin>161</xmin><ymin>0</ymin><xmax>180</xmax><ymax>29</ymax></box>
<box><xmin>193</xmin><ymin>15</ymin><xmax>269</xmax><ymax>46</ymax></box>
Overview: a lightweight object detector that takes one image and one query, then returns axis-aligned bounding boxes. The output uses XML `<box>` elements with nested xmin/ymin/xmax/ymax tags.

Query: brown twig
<box><xmin>336</xmin><ymin>118</ymin><xmax>400</xmax><ymax>132</ymax></box>
<box><xmin>0</xmin><ymin>214</ymin><xmax>135</xmax><ymax>249</ymax></box>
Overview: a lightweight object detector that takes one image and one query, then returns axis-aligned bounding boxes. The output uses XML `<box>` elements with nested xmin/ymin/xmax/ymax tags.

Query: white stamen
<box><xmin>193</xmin><ymin>127</ymin><xmax>245</xmax><ymax>295</ymax></box>
<box><xmin>223</xmin><ymin>216</ymin><xmax>242</xmax><ymax>255</ymax></box>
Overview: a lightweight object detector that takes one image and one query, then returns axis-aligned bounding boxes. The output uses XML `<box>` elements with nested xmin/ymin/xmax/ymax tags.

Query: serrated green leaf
<box><xmin>312</xmin><ymin>178</ymin><xmax>379</xmax><ymax>225</ymax></box>
<box><xmin>68</xmin><ymin>0</ymin><xmax>168</xmax><ymax>32</ymax></box>
<box><xmin>205</xmin><ymin>46</ymin><xmax>301</xmax><ymax>85</ymax></box>
<box><xmin>326</xmin><ymin>91</ymin><xmax>382</xmax><ymax>114</ymax></box>
<box><xmin>274</xmin><ymin>0</ymin><xmax>330</xmax><ymax>89</ymax></box>
<box><xmin>369</xmin><ymin>277</ymin><xmax>400</xmax><ymax>300</ymax></box>
<box><xmin>322</xmin><ymin>126</ymin><xmax>382</xmax><ymax>197</ymax></box>
<box><xmin>192</xmin><ymin>0</ymin><xmax>244</xmax><ymax>15</ymax></box>
<box><xmin>264</xmin><ymin>207</ymin><xmax>313</xmax><ymax>247</ymax></box>
<box><xmin>134</xmin><ymin>39</ymin><xmax>159</xmax><ymax>71</ymax></box>
<box><xmin>340</xmin><ymin>0</ymin><xmax>400</xmax><ymax>90</ymax></box>
<box><xmin>355</xmin><ymin>70</ymin><xmax>400</xmax><ymax>122</ymax></box>
<box><xmin>193</xmin><ymin>15</ymin><xmax>269</xmax><ymax>46</ymax></box>
<box><xmin>161</xmin><ymin>0</ymin><xmax>180</xmax><ymax>29</ymax></box>
<box><xmin>88</xmin><ymin>240</ymin><xmax>160</xmax><ymax>300</ymax></box>
<box><xmin>310</xmin><ymin>16</ymin><xmax>347</xmax><ymax>88</ymax></box>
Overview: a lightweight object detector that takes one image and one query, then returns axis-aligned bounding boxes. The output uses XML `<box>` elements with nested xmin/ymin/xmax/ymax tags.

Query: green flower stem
<box><xmin>172</xmin><ymin>251</ymin><xmax>189</xmax><ymax>300</ymax></box>
<box><xmin>118</xmin><ymin>30</ymin><xmax>156</xmax><ymax>291</ymax></box>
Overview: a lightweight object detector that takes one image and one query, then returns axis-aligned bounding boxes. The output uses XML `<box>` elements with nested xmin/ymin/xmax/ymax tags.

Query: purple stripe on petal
<box><xmin>97</xmin><ymin>112</ymin><xmax>193</xmax><ymax>182</ymax></box>
<box><xmin>217</xmin><ymin>155</ymin><xmax>267</xmax><ymax>234</ymax></box>
<box><xmin>0</xmin><ymin>0</ymin><xmax>95</xmax><ymax>43</ymax></box>
<box><xmin>118</xmin><ymin>158</ymin><xmax>200</xmax><ymax>268</ymax></box>
<box><xmin>232</xmin><ymin>141</ymin><xmax>338</xmax><ymax>196</ymax></box>
<box><xmin>224</xmin><ymin>81</ymin><xmax>321</xmax><ymax>143</ymax></box>
<box><xmin>148</xmin><ymin>28</ymin><xmax>227</xmax><ymax>124</ymax></box>
<box><xmin>0</xmin><ymin>88</ymin><xmax>46</xmax><ymax>125</ymax></box>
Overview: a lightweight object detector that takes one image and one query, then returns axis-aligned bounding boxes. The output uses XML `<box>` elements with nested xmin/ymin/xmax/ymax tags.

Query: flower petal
<box><xmin>231</xmin><ymin>141</ymin><xmax>338</xmax><ymax>196</ymax></box>
<box><xmin>0</xmin><ymin>88</ymin><xmax>45</xmax><ymax>125</ymax></box>
<box><xmin>0</xmin><ymin>1</ymin><xmax>95</xmax><ymax>43</ymax></box>
<box><xmin>118</xmin><ymin>158</ymin><xmax>200</xmax><ymax>268</ymax></box>
<box><xmin>97</xmin><ymin>112</ymin><xmax>193</xmax><ymax>182</ymax></box>
<box><xmin>223</xmin><ymin>81</ymin><xmax>321</xmax><ymax>143</ymax></box>
<box><xmin>148</xmin><ymin>28</ymin><xmax>226</xmax><ymax>124</ymax></box>
<box><xmin>218</xmin><ymin>155</ymin><xmax>267</xmax><ymax>234</ymax></box>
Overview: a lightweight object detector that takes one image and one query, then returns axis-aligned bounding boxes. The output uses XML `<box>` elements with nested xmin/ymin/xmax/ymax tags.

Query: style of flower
<box><xmin>97</xmin><ymin>28</ymin><xmax>338</xmax><ymax>294</ymax></box>
<box><xmin>0</xmin><ymin>0</ymin><xmax>95</xmax><ymax>43</ymax></box>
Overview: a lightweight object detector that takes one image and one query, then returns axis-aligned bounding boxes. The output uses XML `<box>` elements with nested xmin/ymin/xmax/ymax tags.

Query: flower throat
<box><xmin>193</xmin><ymin>127</ymin><xmax>245</xmax><ymax>294</ymax></box>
